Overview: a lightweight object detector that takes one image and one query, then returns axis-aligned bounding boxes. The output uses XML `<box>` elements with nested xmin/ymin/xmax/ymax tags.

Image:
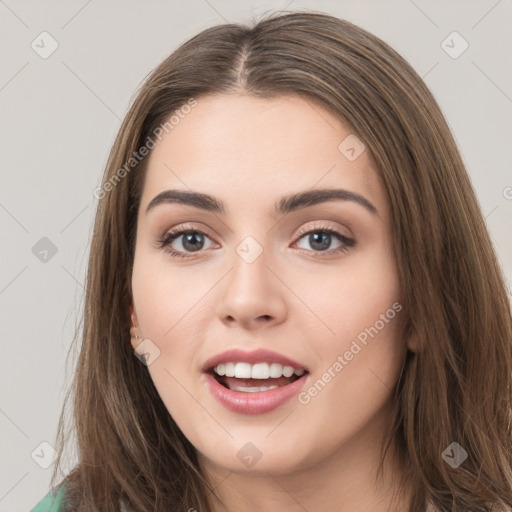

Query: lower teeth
<box><xmin>230</xmin><ymin>385</ymin><xmax>279</xmax><ymax>393</ymax></box>
<box><xmin>214</xmin><ymin>373</ymin><xmax>303</xmax><ymax>392</ymax></box>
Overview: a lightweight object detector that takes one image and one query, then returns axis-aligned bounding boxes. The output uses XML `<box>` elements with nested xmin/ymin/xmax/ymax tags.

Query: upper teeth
<box><xmin>213</xmin><ymin>362</ymin><xmax>305</xmax><ymax>379</ymax></box>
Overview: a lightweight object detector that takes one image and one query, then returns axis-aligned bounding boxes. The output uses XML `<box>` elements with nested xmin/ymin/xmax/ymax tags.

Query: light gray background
<box><xmin>1</xmin><ymin>1</ymin><xmax>511</xmax><ymax>511</ymax></box>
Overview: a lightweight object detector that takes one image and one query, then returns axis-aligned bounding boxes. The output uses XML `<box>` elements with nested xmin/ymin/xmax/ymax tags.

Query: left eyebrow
<box><xmin>276</xmin><ymin>188</ymin><xmax>378</xmax><ymax>216</ymax></box>
<box><xmin>145</xmin><ymin>188</ymin><xmax>378</xmax><ymax>217</ymax></box>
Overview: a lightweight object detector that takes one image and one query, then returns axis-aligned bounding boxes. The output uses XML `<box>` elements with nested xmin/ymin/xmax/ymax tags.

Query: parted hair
<box><xmin>50</xmin><ymin>10</ymin><xmax>512</xmax><ymax>512</ymax></box>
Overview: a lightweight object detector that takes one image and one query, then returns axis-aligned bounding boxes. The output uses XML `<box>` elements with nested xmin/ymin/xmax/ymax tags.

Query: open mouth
<box><xmin>208</xmin><ymin>362</ymin><xmax>308</xmax><ymax>393</ymax></box>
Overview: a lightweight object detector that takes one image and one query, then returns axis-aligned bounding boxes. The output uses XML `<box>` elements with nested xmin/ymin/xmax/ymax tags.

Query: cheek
<box><xmin>130</xmin><ymin>258</ymin><xmax>200</xmax><ymax>395</ymax></box>
<box><xmin>297</xmin><ymin>289</ymin><xmax>405</xmax><ymax>443</ymax></box>
<box><xmin>131</xmin><ymin>255</ymin><xmax>205</xmax><ymax>421</ymax></box>
<box><xmin>132</xmin><ymin>247</ymin><xmax>206</xmax><ymax>338</ymax></box>
<box><xmin>310</xmin><ymin>253</ymin><xmax>405</xmax><ymax>410</ymax></box>
<box><xmin>294</xmin><ymin>240</ymin><xmax>402</xmax><ymax>353</ymax></box>
<box><xmin>302</xmin><ymin>251</ymin><xmax>405</xmax><ymax>421</ymax></box>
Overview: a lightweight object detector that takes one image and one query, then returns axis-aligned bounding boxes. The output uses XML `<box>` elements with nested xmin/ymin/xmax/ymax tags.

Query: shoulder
<box><xmin>30</xmin><ymin>485</ymin><xmax>66</xmax><ymax>512</ymax></box>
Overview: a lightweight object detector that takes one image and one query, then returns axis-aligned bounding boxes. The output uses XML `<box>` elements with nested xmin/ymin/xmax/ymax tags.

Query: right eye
<box><xmin>157</xmin><ymin>228</ymin><xmax>217</xmax><ymax>259</ymax></box>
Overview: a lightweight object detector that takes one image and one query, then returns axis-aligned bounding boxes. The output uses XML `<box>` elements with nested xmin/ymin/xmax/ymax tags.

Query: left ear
<box><xmin>129</xmin><ymin>304</ymin><xmax>140</xmax><ymax>350</ymax></box>
<box><xmin>406</xmin><ymin>330</ymin><xmax>420</xmax><ymax>353</ymax></box>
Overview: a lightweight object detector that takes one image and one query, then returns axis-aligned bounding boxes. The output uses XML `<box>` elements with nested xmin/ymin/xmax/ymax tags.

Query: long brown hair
<box><xmin>50</xmin><ymin>10</ymin><xmax>512</xmax><ymax>512</ymax></box>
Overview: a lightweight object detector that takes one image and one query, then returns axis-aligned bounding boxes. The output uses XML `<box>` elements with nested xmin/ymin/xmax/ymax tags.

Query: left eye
<box><xmin>158</xmin><ymin>226</ymin><xmax>355</xmax><ymax>259</ymax></box>
<box><xmin>293</xmin><ymin>228</ymin><xmax>355</xmax><ymax>255</ymax></box>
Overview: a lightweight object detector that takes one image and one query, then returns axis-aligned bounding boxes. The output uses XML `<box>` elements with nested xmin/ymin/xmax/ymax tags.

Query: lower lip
<box><xmin>204</xmin><ymin>372</ymin><xmax>308</xmax><ymax>415</ymax></box>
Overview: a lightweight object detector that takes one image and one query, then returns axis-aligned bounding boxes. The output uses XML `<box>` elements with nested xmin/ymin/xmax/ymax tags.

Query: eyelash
<box><xmin>157</xmin><ymin>223</ymin><xmax>356</xmax><ymax>260</ymax></box>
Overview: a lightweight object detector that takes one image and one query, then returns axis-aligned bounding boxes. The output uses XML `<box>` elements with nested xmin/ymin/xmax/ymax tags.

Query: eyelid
<box><xmin>163</xmin><ymin>222</ymin><xmax>216</xmax><ymax>239</ymax></box>
<box><xmin>293</xmin><ymin>220</ymin><xmax>351</xmax><ymax>240</ymax></box>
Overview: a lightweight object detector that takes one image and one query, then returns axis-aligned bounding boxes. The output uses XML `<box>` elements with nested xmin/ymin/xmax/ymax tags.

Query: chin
<box><xmin>196</xmin><ymin>436</ymin><xmax>315</xmax><ymax>476</ymax></box>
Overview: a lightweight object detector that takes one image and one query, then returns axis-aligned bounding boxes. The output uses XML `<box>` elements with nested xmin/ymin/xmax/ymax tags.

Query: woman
<box><xmin>32</xmin><ymin>10</ymin><xmax>512</xmax><ymax>512</ymax></box>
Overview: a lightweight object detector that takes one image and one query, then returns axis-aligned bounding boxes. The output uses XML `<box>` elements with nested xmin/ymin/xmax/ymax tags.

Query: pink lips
<box><xmin>204</xmin><ymin>372</ymin><xmax>308</xmax><ymax>415</ymax></box>
<box><xmin>201</xmin><ymin>348</ymin><xmax>309</xmax><ymax>415</ymax></box>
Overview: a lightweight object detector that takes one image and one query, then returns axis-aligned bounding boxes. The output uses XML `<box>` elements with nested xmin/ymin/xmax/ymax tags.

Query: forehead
<box><xmin>139</xmin><ymin>93</ymin><xmax>388</xmax><ymax>218</ymax></box>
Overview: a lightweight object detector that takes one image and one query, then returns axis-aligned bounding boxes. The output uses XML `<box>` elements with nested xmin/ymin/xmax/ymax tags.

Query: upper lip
<box><xmin>202</xmin><ymin>348</ymin><xmax>308</xmax><ymax>372</ymax></box>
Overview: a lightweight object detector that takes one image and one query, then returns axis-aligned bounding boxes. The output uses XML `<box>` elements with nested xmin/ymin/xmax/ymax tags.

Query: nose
<box><xmin>216</xmin><ymin>246</ymin><xmax>287</xmax><ymax>330</ymax></box>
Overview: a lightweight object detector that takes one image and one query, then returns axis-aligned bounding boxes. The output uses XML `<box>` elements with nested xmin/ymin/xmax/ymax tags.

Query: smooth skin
<box><xmin>130</xmin><ymin>93</ymin><xmax>414</xmax><ymax>511</ymax></box>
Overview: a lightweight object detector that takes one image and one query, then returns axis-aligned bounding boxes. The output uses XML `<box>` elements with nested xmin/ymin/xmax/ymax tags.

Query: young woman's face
<box><xmin>131</xmin><ymin>93</ymin><xmax>407</xmax><ymax>476</ymax></box>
